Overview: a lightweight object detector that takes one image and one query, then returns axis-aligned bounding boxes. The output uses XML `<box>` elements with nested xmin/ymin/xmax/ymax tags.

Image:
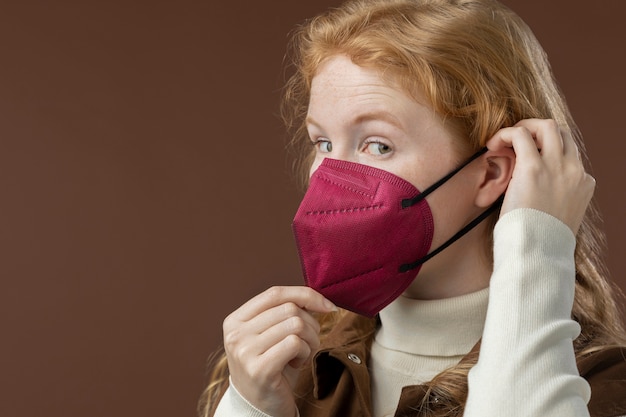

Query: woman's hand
<box><xmin>486</xmin><ymin>119</ymin><xmax>595</xmax><ymax>234</ymax></box>
<box><xmin>222</xmin><ymin>286</ymin><xmax>336</xmax><ymax>417</ymax></box>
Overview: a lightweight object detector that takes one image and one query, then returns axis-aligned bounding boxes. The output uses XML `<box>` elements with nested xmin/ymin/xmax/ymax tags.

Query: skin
<box><xmin>222</xmin><ymin>55</ymin><xmax>595</xmax><ymax>417</ymax></box>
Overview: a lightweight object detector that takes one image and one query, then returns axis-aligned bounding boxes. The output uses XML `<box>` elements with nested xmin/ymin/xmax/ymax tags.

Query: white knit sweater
<box><xmin>370</xmin><ymin>287</ymin><xmax>489</xmax><ymax>416</ymax></box>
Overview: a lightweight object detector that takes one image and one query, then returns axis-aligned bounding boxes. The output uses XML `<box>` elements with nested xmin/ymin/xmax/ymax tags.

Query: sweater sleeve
<box><xmin>464</xmin><ymin>209</ymin><xmax>591</xmax><ymax>416</ymax></box>
<box><xmin>214</xmin><ymin>378</ymin><xmax>300</xmax><ymax>417</ymax></box>
<box><xmin>214</xmin><ymin>382</ymin><xmax>273</xmax><ymax>417</ymax></box>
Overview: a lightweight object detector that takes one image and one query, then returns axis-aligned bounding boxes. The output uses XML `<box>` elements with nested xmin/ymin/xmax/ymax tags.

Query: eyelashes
<box><xmin>310</xmin><ymin>138</ymin><xmax>393</xmax><ymax>156</ymax></box>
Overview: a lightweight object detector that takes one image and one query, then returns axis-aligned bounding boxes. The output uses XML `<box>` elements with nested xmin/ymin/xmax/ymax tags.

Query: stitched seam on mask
<box><xmin>305</xmin><ymin>204</ymin><xmax>383</xmax><ymax>215</ymax></box>
<box><xmin>319</xmin><ymin>265</ymin><xmax>385</xmax><ymax>289</ymax></box>
<box><xmin>318</xmin><ymin>176</ymin><xmax>377</xmax><ymax>199</ymax></box>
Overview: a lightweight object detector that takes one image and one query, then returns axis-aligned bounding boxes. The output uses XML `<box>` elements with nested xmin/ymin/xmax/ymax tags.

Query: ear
<box><xmin>474</xmin><ymin>147</ymin><xmax>515</xmax><ymax>208</ymax></box>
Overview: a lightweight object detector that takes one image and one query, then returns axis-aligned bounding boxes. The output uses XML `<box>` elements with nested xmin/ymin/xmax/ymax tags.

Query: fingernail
<box><xmin>324</xmin><ymin>299</ymin><xmax>338</xmax><ymax>312</ymax></box>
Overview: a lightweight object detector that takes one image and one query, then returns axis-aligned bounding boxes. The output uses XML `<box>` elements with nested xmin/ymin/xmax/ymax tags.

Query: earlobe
<box><xmin>474</xmin><ymin>148</ymin><xmax>515</xmax><ymax>208</ymax></box>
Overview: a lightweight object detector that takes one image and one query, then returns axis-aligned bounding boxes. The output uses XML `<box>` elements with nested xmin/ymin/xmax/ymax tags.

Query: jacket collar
<box><xmin>310</xmin><ymin>311</ymin><xmax>482</xmax><ymax>416</ymax></box>
<box><xmin>312</xmin><ymin>312</ymin><xmax>377</xmax><ymax>400</ymax></box>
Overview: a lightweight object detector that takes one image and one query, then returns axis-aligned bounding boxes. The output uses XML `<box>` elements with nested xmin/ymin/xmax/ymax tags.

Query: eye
<box><xmin>365</xmin><ymin>141</ymin><xmax>392</xmax><ymax>155</ymax></box>
<box><xmin>315</xmin><ymin>139</ymin><xmax>332</xmax><ymax>153</ymax></box>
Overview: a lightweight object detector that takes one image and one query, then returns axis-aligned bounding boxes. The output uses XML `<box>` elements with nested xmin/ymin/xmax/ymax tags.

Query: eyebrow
<box><xmin>306</xmin><ymin>110</ymin><xmax>405</xmax><ymax>131</ymax></box>
<box><xmin>353</xmin><ymin>111</ymin><xmax>404</xmax><ymax>130</ymax></box>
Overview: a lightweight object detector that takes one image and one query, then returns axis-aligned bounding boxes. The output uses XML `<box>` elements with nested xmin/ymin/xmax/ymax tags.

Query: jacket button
<box><xmin>347</xmin><ymin>353</ymin><xmax>362</xmax><ymax>364</ymax></box>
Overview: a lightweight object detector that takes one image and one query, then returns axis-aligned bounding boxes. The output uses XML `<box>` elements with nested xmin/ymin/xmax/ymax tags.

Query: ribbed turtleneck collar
<box><xmin>376</xmin><ymin>287</ymin><xmax>489</xmax><ymax>357</ymax></box>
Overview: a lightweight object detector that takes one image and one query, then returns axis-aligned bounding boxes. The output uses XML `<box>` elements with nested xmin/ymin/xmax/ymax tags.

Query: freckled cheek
<box><xmin>394</xmin><ymin>165</ymin><xmax>429</xmax><ymax>192</ymax></box>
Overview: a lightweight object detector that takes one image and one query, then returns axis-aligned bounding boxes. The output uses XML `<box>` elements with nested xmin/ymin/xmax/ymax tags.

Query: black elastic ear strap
<box><xmin>398</xmin><ymin>195</ymin><xmax>504</xmax><ymax>273</ymax></box>
<box><xmin>401</xmin><ymin>147</ymin><xmax>489</xmax><ymax>209</ymax></box>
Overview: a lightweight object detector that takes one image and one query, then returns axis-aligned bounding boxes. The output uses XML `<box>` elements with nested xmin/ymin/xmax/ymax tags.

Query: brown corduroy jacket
<box><xmin>293</xmin><ymin>312</ymin><xmax>626</xmax><ymax>417</ymax></box>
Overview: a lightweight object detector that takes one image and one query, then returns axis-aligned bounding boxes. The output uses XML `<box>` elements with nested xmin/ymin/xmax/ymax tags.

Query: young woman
<box><xmin>200</xmin><ymin>0</ymin><xmax>626</xmax><ymax>416</ymax></box>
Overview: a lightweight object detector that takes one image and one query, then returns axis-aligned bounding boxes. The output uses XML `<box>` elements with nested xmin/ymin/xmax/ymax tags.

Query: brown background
<box><xmin>0</xmin><ymin>1</ymin><xmax>624</xmax><ymax>416</ymax></box>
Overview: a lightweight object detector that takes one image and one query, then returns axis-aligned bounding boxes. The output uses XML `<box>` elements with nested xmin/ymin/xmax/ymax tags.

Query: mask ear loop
<box><xmin>401</xmin><ymin>147</ymin><xmax>488</xmax><ymax>209</ymax></box>
<box><xmin>398</xmin><ymin>146</ymin><xmax>501</xmax><ymax>273</ymax></box>
<box><xmin>398</xmin><ymin>195</ymin><xmax>503</xmax><ymax>273</ymax></box>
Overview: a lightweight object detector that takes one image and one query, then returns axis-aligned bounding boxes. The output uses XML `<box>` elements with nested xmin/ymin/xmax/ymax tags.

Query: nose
<box><xmin>329</xmin><ymin>142</ymin><xmax>358</xmax><ymax>163</ymax></box>
<box><xmin>309</xmin><ymin>140</ymin><xmax>357</xmax><ymax>177</ymax></box>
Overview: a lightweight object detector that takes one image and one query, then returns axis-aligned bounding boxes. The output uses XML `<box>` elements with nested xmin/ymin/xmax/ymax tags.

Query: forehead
<box><xmin>311</xmin><ymin>55</ymin><xmax>397</xmax><ymax>96</ymax></box>
<box><xmin>309</xmin><ymin>55</ymin><xmax>417</xmax><ymax>115</ymax></box>
<box><xmin>307</xmin><ymin>55</ymin><xmax>441</xmax><ymax>129</ymax></box>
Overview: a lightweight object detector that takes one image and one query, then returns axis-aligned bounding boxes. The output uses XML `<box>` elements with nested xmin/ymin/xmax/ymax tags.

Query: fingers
<box><xmin>488</xmin><ymin>119</ymin><xmax>579</xmax><ymax>163</ymax></box>
<box><xmin>225</xmin><ymin>303</ymin><xmax>322</xmax><ymax>364</ymax></box>
<box><xmin>230</xmin><ymin>285</ymin><xmax>336</xmax><ymax>322</ymax></box>
<box><xmin>251</xmin><ymin>301</ymin><xmax>322</xmax><ymax>338</ymax></box>
<box><xmin>232</xmin><ymin>330</ymin><xmax>312</xmax><ymax>382</ymax></box>
<box><xmin>516</xmin><ymin>119</ymin><xmax>564</xmax><ymax>157</ymax></box>
<box><xmin>224</xmin><ymin>287</ymin><xmax>330</xmax><ymax>365</ymax></box>
<box><xmin>486</xmin><ymin>118</ymin><xmax>595</xmax><ymax>234</ymax></box>
<box><xmin>486</xmin><ymin>119</ymin><xmax>559</xmax><ymax>157</ymax></box>
<box><xmin>221</xmin><ymin>286</ymin><xmax>333</xmax><ymax>417</ymax></box>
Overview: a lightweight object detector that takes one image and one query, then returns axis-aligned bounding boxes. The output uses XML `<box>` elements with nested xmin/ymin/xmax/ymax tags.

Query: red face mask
<box><xmin>292</xmin><ymin>148</ymin><xmax>499</xmax><ymax>317</ymax></box>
